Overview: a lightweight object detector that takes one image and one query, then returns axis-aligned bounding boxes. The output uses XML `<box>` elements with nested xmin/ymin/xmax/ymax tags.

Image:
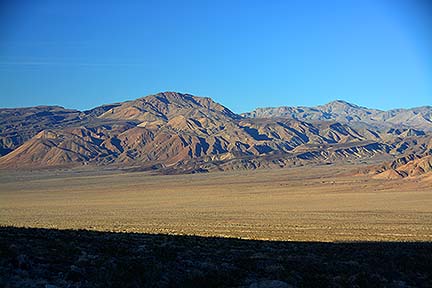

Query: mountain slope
<box><xmin>0</xmin><ymin>106</ymin><xmax>84</xmax><ymax>156</ymax></box>
<box><xmin>0</xmin><ymin>103</ymin><xmax>123</xmax><ymax>157</ymax></box>
<box><xmin>0</xmin><ymin>92</ymin><xmax>430</xmax><ymax>173</ymax></box>
<box><xmin>0</xmin><ymin>92</ymin><xmax>247</xmax><ymax>168</ymax></box>
<box><xmin>99</xmin><ymin>92</ymin><xmax>240</xmax><ymax>123</ymax></box>
<box><xmin>364</xmin><ymin>152</ymin><xmax>432</xmax><ymax>180</ymax></box>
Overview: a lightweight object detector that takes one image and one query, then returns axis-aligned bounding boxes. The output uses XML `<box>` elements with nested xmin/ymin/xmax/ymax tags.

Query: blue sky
<box><xmin>0</xmin><ymin>0</ymin><xmax>431</xmax><ymax>113</ymax></box>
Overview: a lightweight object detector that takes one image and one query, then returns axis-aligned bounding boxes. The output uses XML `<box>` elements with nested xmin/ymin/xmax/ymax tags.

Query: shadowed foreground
<box><xmin>0</xmin><ymin>227</ymin><xmax>431</xmax><ymax>288</ymax></box>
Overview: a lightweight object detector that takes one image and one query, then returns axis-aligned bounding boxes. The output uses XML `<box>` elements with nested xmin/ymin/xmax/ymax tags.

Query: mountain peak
<box><xmin>330</xmin><ymin>100</ymin><xmax>352</xmax><ymax>105</ymax></box>
<box><xmin>323</xmin><ymin>100</ymin><xmax>359</xmax><ymax>108</ymax></box>
<box><xmin>98</xmin><ymin>91</ymin><xmax>240</xmax><ymax>122</ymax></box>
<box><xmin>138</xmin><ymin>92</ymin><xmax>216</xmax><ymax>106</ymax></box>
<box><xmin>145</xmin><ymin>91</ymin><xmax>193</xmax><ymax>101</ymax></box>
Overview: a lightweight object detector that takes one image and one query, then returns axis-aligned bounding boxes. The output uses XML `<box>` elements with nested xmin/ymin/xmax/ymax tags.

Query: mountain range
<box><xmin>243</xmin><ymin>100</ymin><xmax>432</xmax><ymax>131</ymax></box>
<box><xmin>1</xmin><ymin>92</ymin><xmax>431</xmax><ymax>177</ymax></box>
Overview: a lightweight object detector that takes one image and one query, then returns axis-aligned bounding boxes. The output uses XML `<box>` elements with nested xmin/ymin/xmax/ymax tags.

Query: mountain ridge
<box><xmin>242</xmin><ymin>100</ymin><xmax>432</xmax><ymax>131</ymax></box>
<box><xmin>1</xmin><ymin>92</ymin><xmax>431</xmax><ymax>177</ymax></box>
<box><xmin>243</xmin><ymin>99</ymin><xmax>432</xmax><ymax>114</ymax></box>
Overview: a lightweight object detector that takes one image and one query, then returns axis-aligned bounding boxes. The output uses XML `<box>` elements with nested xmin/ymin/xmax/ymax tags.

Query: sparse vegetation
<box><xmin>1</xmin><ymin>226</ymin><xmax>432</xmax><ymax>287</ymax></box>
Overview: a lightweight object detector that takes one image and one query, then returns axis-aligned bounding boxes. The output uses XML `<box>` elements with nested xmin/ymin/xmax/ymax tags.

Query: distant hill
<box><xmin>242</xmin><ymin>100</ymin><xmax>432</xmax><ymax>131</ymax></box>
<box><xmin>0</xmin><ymin>92</ymin><xmax>431</xmax><ymax>174</ymax></box>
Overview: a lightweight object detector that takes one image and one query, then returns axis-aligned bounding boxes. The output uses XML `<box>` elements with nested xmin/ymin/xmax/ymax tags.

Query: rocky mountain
<box><xmin>359</xmin><ymin>133</ymin><xmax>432</xmax><ymax>180</ymax></box>
<box><xmin>242</xmin><ymin>100</ymin><xmax>432</xmax><ymax>131</ymax></box>
<box><xmin>0</xmin><ymin>92</ymin><xmax>431</xmax><ymax>174</ymax></box>
<box><xmin>0</xmin><ymin>104</ymin><xmax>121</xmax><ymax>156</ymax></box>
<box><xmin>364</xmin><ymin>153</ymin><xmax>432</xmax><ymax>180</ymax></box>
<box><xmin>0</xmin><ymin>106</ymin><xmax>82</xmax><ymax>156</ymax></box>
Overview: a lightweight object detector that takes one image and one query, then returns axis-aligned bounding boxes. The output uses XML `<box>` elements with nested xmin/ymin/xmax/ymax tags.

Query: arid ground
<box><xmin>1</xmin><ymin>165</ymin><xmax>431</xmax><ymax>242</ymax></box>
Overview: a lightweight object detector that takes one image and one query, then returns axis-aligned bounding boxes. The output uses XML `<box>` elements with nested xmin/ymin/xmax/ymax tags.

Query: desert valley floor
<box><xmin>1</xmin><ymin>165</ymin><xmax>431</xmax><ymax>242</ymax></box>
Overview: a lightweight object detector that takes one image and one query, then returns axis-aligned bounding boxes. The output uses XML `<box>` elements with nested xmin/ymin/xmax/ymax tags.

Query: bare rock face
<box><xmin>368</xmin><ymin>154</ymin><xmax>432</xmax><ymax>180</ymax></box>
<box><xmin>0</xmin><ymin>92</ymin><xmax>431</xmax><ymax>173</ymax></box>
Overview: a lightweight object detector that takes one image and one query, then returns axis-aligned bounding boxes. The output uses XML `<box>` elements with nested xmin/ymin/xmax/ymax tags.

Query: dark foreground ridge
<box><xmin>1</xmin><ymin>227</ymin><xmax>431</xmax><ymax>288</ymax></box>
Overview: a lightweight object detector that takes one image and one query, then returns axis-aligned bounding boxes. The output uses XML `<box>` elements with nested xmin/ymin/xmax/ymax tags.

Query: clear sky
<box><xmin>0</xmin><ymin>0</ymin><xmax>431</xmax><ymax>113</ymax></box>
